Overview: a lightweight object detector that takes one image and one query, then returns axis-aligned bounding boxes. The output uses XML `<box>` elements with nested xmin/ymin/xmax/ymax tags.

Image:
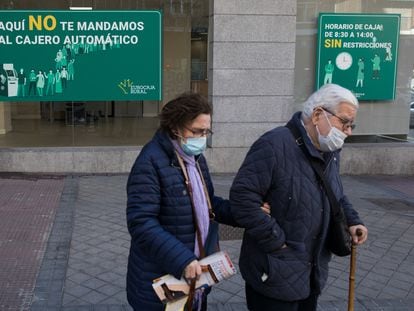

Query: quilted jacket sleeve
<box><xmin>126</xmin><ymin>155</ymin><xmax>196</xmax><ymax>279</ymax></box>
<box><xmin>230</xmin><ymin>138</ymin><xmax>286</xmax><ymax>253</ymax></box>
<box><xmin>198</xmin><ymin>157</ymin><xmax>238</xmax><ymax>227</ymax></box>
<box><xmin>340</xmin><ymin>195</ymin><xmax>363</xmax><ymax>226</ymax></box>
<box><xmin>211</xmin><ymin>196</ymin><xmax>238</xmax><ymax>227</ymax></box>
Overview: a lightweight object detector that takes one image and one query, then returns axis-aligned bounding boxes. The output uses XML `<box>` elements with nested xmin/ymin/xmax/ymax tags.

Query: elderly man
<box><xmin>230</xmin><ymin>83</ymin><xmax>368</xmax><ymax>311</ymax></box>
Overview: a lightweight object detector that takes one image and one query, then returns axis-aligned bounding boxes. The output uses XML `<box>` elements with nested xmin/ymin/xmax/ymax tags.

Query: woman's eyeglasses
<box><xmin>184</xmin><ymin>127</ymin><xmax>213</xmax><ymax>137</ymax></box>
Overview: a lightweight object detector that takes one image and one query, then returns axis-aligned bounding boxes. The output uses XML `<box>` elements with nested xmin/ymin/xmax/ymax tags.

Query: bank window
<box><xmin>0</xmin><ymin>0</ymin><xmax>209</xmax><ymax>147</ymax></box>
<box><xmin>295</xmin><ymin>0</ymin><xmax>414</xmax><ymax>140</ymax></box>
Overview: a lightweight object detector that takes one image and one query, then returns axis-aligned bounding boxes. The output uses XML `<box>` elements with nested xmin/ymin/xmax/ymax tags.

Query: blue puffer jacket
<box><xmin>126</xmin><ymin>130</ymin><xmax>235</xmax><ymax>311</ymax></box>
<box><xmin>230</xmin><ymin>112</ymin><xmax>363</xmax><ymax>301</ymax></box>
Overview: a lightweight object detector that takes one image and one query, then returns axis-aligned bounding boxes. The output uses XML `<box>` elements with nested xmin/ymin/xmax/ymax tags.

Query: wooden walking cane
<box><xmin>348</xmin><ymin>229</ymin><xmax>363</xmax><ymax>311</ymax></box>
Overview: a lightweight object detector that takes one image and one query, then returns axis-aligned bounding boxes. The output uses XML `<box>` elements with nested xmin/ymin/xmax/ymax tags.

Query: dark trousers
<box><xmin>245</xmin><ymin>283</ymin><xmax>318</xmax><ymax>311</ymax></box>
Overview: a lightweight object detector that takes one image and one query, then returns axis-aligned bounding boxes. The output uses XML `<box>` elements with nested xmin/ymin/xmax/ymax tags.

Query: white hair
<box><xmin>302</xmin><ymin>84</ymin><xmax>359</xmax><ymax>119</ymax></box>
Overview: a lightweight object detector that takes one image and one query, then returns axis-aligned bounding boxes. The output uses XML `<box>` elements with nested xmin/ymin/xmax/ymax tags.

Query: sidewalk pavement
<box><xmin>0</xmin><ymin>173</ymin><xmax>413</xmax><ymax>311</ymax></box>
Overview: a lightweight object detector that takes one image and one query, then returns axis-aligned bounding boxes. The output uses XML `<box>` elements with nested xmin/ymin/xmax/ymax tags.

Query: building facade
<box><xmin>0</xmin><ymin>0</ymin><xmax>413</xmax><ymax>174</ymax></box>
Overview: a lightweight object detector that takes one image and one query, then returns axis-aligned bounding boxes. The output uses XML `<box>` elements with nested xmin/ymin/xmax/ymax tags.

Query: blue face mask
<box><xmin>181</xmin><ymin>136</ymin><xmax>207</xmax><ymax>156</ymax></box>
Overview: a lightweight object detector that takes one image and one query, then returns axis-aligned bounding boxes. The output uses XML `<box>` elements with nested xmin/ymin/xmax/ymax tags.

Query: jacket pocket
<box><xmin>265</xmin><ymin>247</ymin><xmax>310</xmax><ymax>288</ymax></box>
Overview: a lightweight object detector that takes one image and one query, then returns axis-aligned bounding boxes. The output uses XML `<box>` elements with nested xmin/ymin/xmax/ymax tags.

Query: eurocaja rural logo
<box><xmin>118</xmin><ymin>79</ymin><xmax>156</xmax><ymax>95</ymax></box>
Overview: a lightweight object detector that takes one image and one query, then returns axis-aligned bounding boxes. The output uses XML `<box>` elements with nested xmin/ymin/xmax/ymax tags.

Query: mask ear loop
<box><xmin>315</xmin><ymin>124</ymin><xmax>321</xmax><ymax>136</ymax></box>
<box><xmin>172</xmin><ymin>129</ymin><xmax>187</xmax><ymax>143</ymax></box>
<box><xmin>317</xmin><ymin>108</ymin><xmax>334</xmax><ymax>131</ymax></box>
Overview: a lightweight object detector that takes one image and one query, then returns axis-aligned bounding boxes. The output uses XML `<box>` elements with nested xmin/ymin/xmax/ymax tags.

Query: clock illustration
<box><xmin>335</xmin><ymin>52</ymin><xmax>353</xmax><ymax>70</ymax></box>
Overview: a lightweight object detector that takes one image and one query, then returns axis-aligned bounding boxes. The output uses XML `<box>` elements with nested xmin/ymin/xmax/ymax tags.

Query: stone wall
<box><xmin>207</xmin><ymin>0</ymin><xmax>297</xmax><ymax>172</ymax></box>
<box><xmin>0</xmin><ymin>144</ymin><xmax>413</xmax><ymax>175</ymax></box>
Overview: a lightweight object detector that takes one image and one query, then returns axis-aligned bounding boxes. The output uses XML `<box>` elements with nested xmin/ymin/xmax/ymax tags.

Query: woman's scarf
<box><xmin>172</xmin><ymin>139</ymin><xmax>210</xmax><ymax>311</ymax></box>
<box><xmin>172</xmin><ymin>139</ymin><xmax>210</xmax><ymax>257</ymax></box>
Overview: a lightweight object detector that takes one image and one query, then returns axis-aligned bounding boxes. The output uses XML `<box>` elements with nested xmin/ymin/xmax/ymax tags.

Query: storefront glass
<box><xmin>295</xmin><ymin>0</ymin><xmax>414</xmax><ymax>139</ymax></box>
<box><xmin>0</xmin><ymin>0</ymin><xmax>209</xmax><ymax>147</ymax></box>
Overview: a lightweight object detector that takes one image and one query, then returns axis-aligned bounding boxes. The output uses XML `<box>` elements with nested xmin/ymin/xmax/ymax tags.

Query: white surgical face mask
<box><xmin>316</xmin><ymin>111</ymin><xmax>347</xmax><ymax>152</ymax></box>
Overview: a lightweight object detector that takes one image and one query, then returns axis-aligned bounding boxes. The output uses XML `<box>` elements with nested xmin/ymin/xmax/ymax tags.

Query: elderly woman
<box><xmin>126</xmin><ymin>92</ymin><xmax>268</xmax><ymax>311</ymax></box>
<box><xmin>230</xmin><ymin>84</ymin><xmax>368</xmax><ymax>311</ymax></box>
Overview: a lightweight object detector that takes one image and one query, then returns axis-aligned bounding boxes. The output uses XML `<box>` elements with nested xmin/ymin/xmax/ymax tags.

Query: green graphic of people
<box><xmin>84</xmin><ymin>43</ymin><xmax>90</xmax><ymax>54</ymax></box>
<box><xmin>78</xmin><ymin>43</ymin><xmax>85</xmax><ymax>54</ymax></box>
<box><xmin>61</xmin><ymin>67</ymin><xmax>68</xmax><ymax>89</ymax></box>
<box><xmin>36</xmin><ymin>70</ymin><xmax>46</xmax><ymax>96</ymax></box>
<box><xmin>356</xmin><ymin>58</ymin><xmax>364</xmax><ymax>87</ymax></box>
<box><xmin>371</xmin><ymin>54</ymin><xmax>381</xmax><ymax>79</ymax></box>
<box><xmin>72</xmin><ymin>43</ymin><xmax>79</xmax><ymax>55</ymax></box>
<box><xmin>45</xmin><ymin>69</ymin><xmax>55</xmax><ymax>96</ymax></box>
<box><xmin>385</xmin><ymin>47</ymin><xmax>392</xmax><ymax>61</ymax></box>
<box><xmin>55</xmin><ymin>49</ymin><xmax>63</xmax><ymax>70</ymax></box>
<box><xmin>65</xmin><ymin>44</ymin><xmax>73</xmax><ymax>62</ymax></box>
<box><xmin>67</xmin><ymin>59</ymin><xmax>75</xmax><ymax>81</ymax></box>
<box><xmin>324</xmin><ymin>59</ymin><xmax>334</xmax><ymax>84</ymax></box>
<box><xmin>55</xmin><ymin>69</ymin><xmax>63</xmax><ymax>94</ymax></box>
<box><xmin>61</xmin><ymin>45</ymin><xmax>67</xmax><ymax>59</ymax></box>
<box><xmin>18</xmin><ymin>68</ymin><xmax>26</xmax><ymax>97</ymax></box>
<box><xmin>28</xmin><ymin>69</ymin><xmax>37</xmax><ymax>96</ymax></box>
<box><xmin>61</xmin><ymin>55</ymin><xmax>67</xmax><ymax>69</ymax></box>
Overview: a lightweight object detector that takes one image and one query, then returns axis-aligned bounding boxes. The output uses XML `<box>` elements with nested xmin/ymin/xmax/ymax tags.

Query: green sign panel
<box><xmin>0</xmin><ymin>10</ymin><xmax>162</xmax><ymax>101</ymax></box>
<box><xmin>316</xmin><ymin>13</ymin><xmax>400</xmax><ymax>100</ymax></box>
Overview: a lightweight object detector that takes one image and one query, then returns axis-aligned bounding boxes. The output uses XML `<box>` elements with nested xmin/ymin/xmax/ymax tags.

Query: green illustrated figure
<box><xmin>64</xmin><ymin>44</ymin><xmax>73</xmax><ymax>62</ymax></box>
<box><xmin>84</xmin><ymin>43</ymin><xmax>90</xmax><ymax>54</ymax></box>
<box><xmin>324</xmin><ymin>59</ymin><xmax>334</xmax><ymax>84</ymax></box>
<box><xmin>72</xmin><ymin>43</ymin><xmax>79</xmax><ymax>55</ymax></box>
<box><xmin>61</xmin><ymin>67</ymin><xmax>68</xmax><ymax>89</ymax></box>
<box><xmin>67</xmin><ymin>59</ymin><xmax>75</xmax><ymax>81</ymax></box>
<box><xmin>78</xmin><ymin>43</ymin><xmax>85</xmax><ymax>54</ymax></box>
<box><xmin>61</xmin><ymin>45</ymin><xmax>68</xmax><ymax>60</ymax></box>
<box><xmin>356</xmin><ymin>58</ymin><xmax>364</xmax><ymax>87</ymax></box>
<box><xmin>385</xmin><ymin>47</ymin><xmax>392</xmax><ymax>61</ymax></box>
<box><xmin>371</xmin><ymin>54</ymin><xmax>381</xmax><ymax>79</ymax></box>
<box><xmin>36</xmin><ymin>70</ymin><xmax>46</xmax><ymax>96</ymax></box>
<box><xmin>18</xmin><ymin>68</ymin><xmax>26</xmax><ymax>97</ymax></box>
<box><xmin>28</xmin><ymin>69</ymin><xmax>37</xmax><ymax>96</ymax></box>
<box><xmin>45</xmin><ymin>69</ymin><xmax>55</xmax><ymax>96</ymax></box>
<box><xmin>55</xmin><ymin>49</ymin><xmax>63</xmax><ymax>70</ymax></box>
<box><xmin>61</xmin><ymin>55</ymin><xmax>67</xmax><ymax>69</ymax></box>
<box><xmin>55</xmin><ymin>69</ymin><xmax>63</xmax><ymax>94</ymax></box>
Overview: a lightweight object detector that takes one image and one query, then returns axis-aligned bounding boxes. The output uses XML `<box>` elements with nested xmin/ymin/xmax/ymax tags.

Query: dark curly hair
<box><xmin>159</xmin><ymin>92</ymin><xmax>212</xmax><ymax>138</ymax></box>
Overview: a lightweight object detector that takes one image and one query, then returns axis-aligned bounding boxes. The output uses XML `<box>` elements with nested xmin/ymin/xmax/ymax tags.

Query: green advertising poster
<box><xmin>316</xmin><ymin>13</ymin><xmax>400</xmax><ymax>100</ymax></box>
<box><xmin>0</xmin><ymin>10</ymin><xmax>162</xmax><ymax>102</ymax></box>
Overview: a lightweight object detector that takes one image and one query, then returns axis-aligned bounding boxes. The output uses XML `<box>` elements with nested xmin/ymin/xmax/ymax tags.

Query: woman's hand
<box><xmin>183</xmin><ymin>260</ymin><xmax>202</xmax><ymax>284</ymax></box>
<box><xmin>261</xmin><ymin>202</ymin><xmax>271</xmax><ymax>216</ymax></box>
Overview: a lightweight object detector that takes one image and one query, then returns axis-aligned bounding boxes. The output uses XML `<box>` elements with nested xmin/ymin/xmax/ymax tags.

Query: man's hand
<box><xmin>349</xmin><ymin>225</ymin><xmax>368</xmax><ymax>245</ymax></box>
